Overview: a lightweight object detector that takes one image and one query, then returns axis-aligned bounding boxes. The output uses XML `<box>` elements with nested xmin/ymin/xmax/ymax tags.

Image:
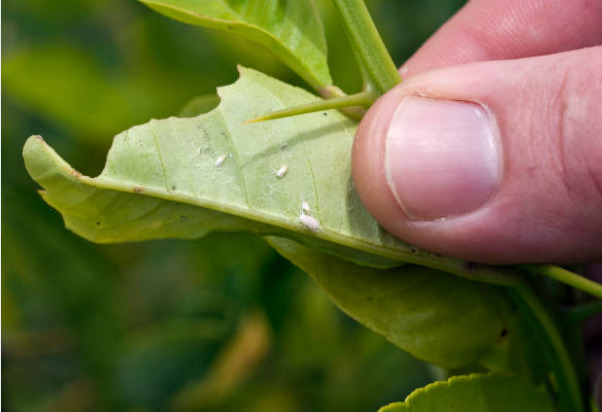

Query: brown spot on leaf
<box><xmin>133</xmin><ymin>186</ymin><xmax>145</xmax><ymax>194</ymax></box>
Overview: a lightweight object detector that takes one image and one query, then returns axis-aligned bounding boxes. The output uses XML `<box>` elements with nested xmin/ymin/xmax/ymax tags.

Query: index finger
<box><xmin>400</xmin><ymin>0</ymin><xmax>602</xmax><ymax>77</ymax></box>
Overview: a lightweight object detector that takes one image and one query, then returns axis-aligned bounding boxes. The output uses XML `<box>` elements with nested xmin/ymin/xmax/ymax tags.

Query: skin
<box><xmin>353</xmin><ymin>0</ymin><xmax>602</xmax><ymax>265</ymax></box>
<box><xmin>352</xmin><ymin>0</ymin><xmax>602</xmax><ymax>403</ymax></box>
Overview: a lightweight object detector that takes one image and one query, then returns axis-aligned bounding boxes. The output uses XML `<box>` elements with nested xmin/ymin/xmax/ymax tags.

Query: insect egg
<box><xmin>215</xmin><ymin>155</ymin><xmax>227</xmax><ymax>167</ymax></box>
<box><xmin>276</xmin><ymin>165</ymin><xmax>288</xmax><ymax>178</ymax></box>
<box><xmin>301</xmin><ymin>201</ymin><xmax>311</xmax><ymax>215</ymax></box>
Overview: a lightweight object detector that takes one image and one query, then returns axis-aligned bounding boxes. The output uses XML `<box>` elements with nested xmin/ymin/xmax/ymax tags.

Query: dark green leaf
<box><xmin>139</xmin><ymin>0</ymin><xmax>332</xmax><ymax>90</ymax></box>
<box><xmin>267</xmin><ymin>237</ymin><xmax>519</xmax><ymax>369</ymax></box>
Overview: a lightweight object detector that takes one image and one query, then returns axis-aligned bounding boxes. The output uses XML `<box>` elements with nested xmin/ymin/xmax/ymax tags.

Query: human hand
<box><xmin>352</xmin><ymin>0</ymin><xmax>602</xmax><ymax>265</ymax></box>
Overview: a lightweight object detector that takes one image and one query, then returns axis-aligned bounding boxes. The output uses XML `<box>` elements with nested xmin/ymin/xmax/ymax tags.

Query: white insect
<box><xmin>215</xmin><ymin>154</ymin><xmax>227</xmax><ymax>167</ymax></box>
<box><xmin>276</xmin><ymin>165</ymin><xmax>288</xmax><ymax>179</ymax></box>
<box><xmin>299</xmin><ymin>195</ymin><xmax>320</xmax><ymax>231</ymax></box>
<box><xmin>299</xmin><ymin>213</ymin><xmax>320</xmax><ymax>232</ymax></box>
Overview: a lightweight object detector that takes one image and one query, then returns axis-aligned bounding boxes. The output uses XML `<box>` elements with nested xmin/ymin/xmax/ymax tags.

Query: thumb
<box><xmin>352</xmin><ymin>47</ymin><xmax>602</xmax><ymax>264</ymax></box>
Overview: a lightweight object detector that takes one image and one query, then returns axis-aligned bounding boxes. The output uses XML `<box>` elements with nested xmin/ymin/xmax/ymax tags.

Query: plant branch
<box><xmin>508</xmin><ymin>285</ymin><xmax>584</xmax><ymax>412</ymax></box>
<box><xmin>520</xmin><ymin>264</ymin><xmax>602</xmax><ymax>299</ymax></box>
<box><xmin>331</xmin><ymin>0</ymin><xmax>401</xmax><ymax>95</ymax></box>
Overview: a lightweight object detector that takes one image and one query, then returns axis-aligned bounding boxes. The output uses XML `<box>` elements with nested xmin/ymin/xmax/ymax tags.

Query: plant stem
<box><xmin>246</xmin><ymin>91</ymin><xmax>375</xmax><ymax>123</ymax></box>
<box><xmin>331</xmin><ymin>0</ymin><xmax>401</xmax><ymax>95</ymax></box>
<box><xmin>508</xmin><ymin>285</ymin><xmax>584</xmax><ymax>412</ymax></box>
<box><xmin>520</xmin><ymin>264</ymin><xmax>602</xmax><ymax>299</ymax></box>
<box><xmin>565</xmin><ymin>300</ymin><xmax>602</xmax><ymax>323</ymax></box>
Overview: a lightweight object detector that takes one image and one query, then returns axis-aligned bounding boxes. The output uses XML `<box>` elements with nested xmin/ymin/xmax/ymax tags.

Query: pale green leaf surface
<box><xmin>24</xmin><ymin>68</ymin><xmax>398</xmax><ymax>267</ymax></box>
<box><xmin>139</xmin><ymin>0</ymin><xmax>332</xmax><ymax>90</ymax></box>
<box><xmin>267</xmin><ymin>237</ymin><xmax>518</xmax><ymax>369</ymax></box>
<box><xmin>23</xmin><ymin>68</ymin><xmax>520</xmax><ymax>284</ymax></box>
<box><xmin>379</xmin><ymin>373</ymin><xmax>554</xmax><ymax>412</ymax></box>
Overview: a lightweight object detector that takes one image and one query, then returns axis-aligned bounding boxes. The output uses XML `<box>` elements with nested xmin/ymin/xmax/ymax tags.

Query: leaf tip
<box><xmin>23</xmin><ymin>134</ymin><xmax>45</xmax><ymax>158</ymax></box>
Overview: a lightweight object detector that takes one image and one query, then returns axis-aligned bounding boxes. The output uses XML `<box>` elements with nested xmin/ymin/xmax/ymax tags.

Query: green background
<box><xmin>2</xmin><ymin>0</ymin><xmax>465</xmax><ymax>410</ymax></box>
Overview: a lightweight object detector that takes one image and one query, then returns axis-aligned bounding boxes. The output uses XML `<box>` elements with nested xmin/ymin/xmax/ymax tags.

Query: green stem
<box><xmin>565</xmin><ymin>300</ymin><xmax>602</xmax><ymax>323</ymax></box>
<box><xmin>520</xmin><ymin>264</ymin><xmax>602</xmax><ymax>299</ymax></box>
<box><xmin>508</xmin><ymin>285</ymin><xmax>584</xmax><ymax>412</ymax></box>
<box><xmin>331</xmin><ymin>0</ymin><xmax>401</xmax><ymax>95</ymax></box>
<box><xmin>246</xmin><ymin>91</ymin><xmax>375</xmax><ymax>123</ymax></box>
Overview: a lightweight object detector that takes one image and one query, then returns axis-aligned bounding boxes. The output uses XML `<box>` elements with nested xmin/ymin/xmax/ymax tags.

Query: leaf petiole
<box><xmin>520</xmin><ymin>264</ymin><xmax>602</xmax><ymax>299</ymax></box>
<box><xmin>331</xmin><ymin>0</ymin><xmax>401</xmax><ymax>95</ymax></box>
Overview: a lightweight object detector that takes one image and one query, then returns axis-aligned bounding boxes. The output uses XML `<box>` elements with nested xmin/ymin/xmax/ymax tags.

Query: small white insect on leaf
<box><xmin>298</xmin><ymin>194</ymin><xmax>319</xmax><ymax>231</ymax></box>
<box><xmin>276</xmin><ymin>165</ymin><xmax>288</xmax><ymax>179</ymax></box>
<box><xmin>215</xmin><ymin>154</ymin><xmax>227</xmax><ymax>167</ymax></box>
<box><xmin>299</xmin><ymin>213</ymin><xmax>320</xmax><ymax>232</ymax></box>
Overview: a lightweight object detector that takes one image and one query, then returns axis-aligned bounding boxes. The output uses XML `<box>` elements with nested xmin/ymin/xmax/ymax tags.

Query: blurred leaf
<box><xmin>3</xmin><ymin>45</ymin><xmax>141</xmax><ymax>143</ymax></box>
<box><xmin>379</xmin><ymin>373</ymin><xmax>554</xmax><ymax>412</ymax></box>
<box><xmin>138</xmin><ymin>0</ymin><xmax>332</xmax><ymax>89</ymax></box>
<box><xmin>116</xmin><ymin>318</ymin><xmax>234</xmax><ymax>411</ymax></box>
<box><xmin>172</xmin><ymin>309</ymin><xmax>271</xmax><ymax>410</ymax></box>
<box><xmin>1</xmin><ymin>278</ymin><xmax>20</xmax><ymax>331</ymax></box>
<box><xmin>2</xmin><ymin>187</ymin><xmax>125</xmax><ymax>409</ymax></box>
<box><xmin>2</xmin><ymin>41</ymin><xmax>224</xmax><ymax>145</ymax></box>
<box><xmin>3</xmin><ymin>0</ymin><xmax>107</xmax><ymax>27</ymax></box>
<box><xmin>280</xmin><ymin>274</ymin><xmax>344</xmax><ymax>368</ymax></box>
<box><xmin>267</xmin><ymin>237</ymin><xmax>532</xmax><ymax>371</ymax></box>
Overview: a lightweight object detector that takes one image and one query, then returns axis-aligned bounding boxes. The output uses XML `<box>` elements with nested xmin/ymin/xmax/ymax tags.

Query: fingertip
<box><xmin>397</xmin><ymin>0</ymin><xmax>602</xmax><ymax>78</ymax></box>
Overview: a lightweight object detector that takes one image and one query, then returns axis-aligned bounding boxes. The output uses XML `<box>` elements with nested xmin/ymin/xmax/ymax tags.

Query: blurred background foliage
<box><xmin>2</xmin><ymin>0</ymin><xmax>465</xmax><ymax>410</ymax></box>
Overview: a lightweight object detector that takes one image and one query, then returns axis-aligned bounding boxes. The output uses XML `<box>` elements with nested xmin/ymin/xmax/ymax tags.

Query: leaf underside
<box><xmin>138</xmin><ymin>0</ymin><xmax>332</xmax><ymax>90</ymax></box>
<box><xmin>268</xmin><ymin>237</ymin><xmax>522</xmax><ymax>369</ymax></box>
<box><xmin>25</xmin><ymin>67</ymin><xmax>501</xmax><ymax>277</ymax></box>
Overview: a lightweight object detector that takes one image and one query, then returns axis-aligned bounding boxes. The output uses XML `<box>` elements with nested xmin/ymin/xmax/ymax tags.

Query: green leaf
<box><xmin>178</xmin><ymin>94</ymin><xmax>221</xmax><ymax>117</ymax></box>
<box><xmin>267</xmin><ymin>237</ymin><xmax>520</xmax><ymax>369</ymax></box>
<box><xmin>138</xmin><ymin>0</ymin><xmax>332</xmax><ymax>90</ymax></box>
<box><xmin>117</xmin><ymin>318</ymin><xmax>235</xmax><ymax>409</ymax></box>
<box><xmin>22</xmin><ymin>67</ymin><xmax>517</xmax><ymax>285</ymax></box>
<box><xmin>379</xmin><ymin>373</ymin><xmax>554</xmax><ymax>412</ymax></box>
<box><xmin>2</xmin><ymin>187</ymin><xmax>125</xmax><ymax>408</ymax></box>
